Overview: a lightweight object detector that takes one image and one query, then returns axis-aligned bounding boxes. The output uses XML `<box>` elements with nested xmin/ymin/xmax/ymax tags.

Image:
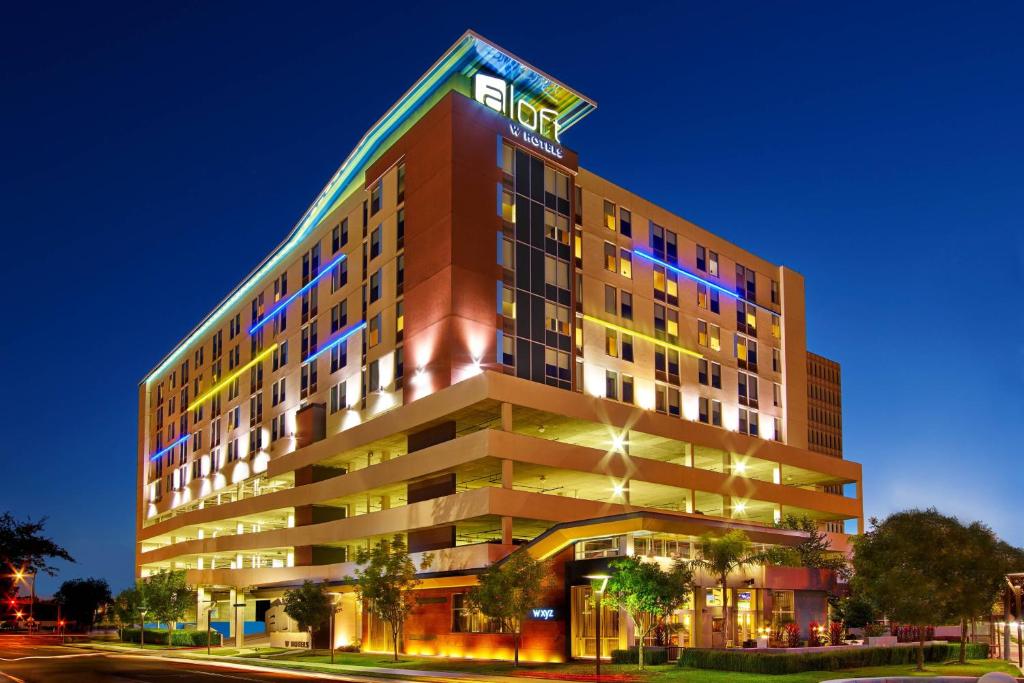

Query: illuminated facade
<box><xmin>137</xmin><ymin>31</ymin><xmax>862</xmax><ymax>658</ymax></box>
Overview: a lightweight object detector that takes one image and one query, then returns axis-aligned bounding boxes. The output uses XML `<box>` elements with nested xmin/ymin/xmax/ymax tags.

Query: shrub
<box><xmin>829</xmin><ymin>621</ymin><xmax>845</xmax><ymax>646</ymax></box>
<box><xmin>610</xmin><ymin>647</ymin><xmax>669</xmax><ymax>665</ymax></box>
<box><xmin>778</xmin><ymin>622</ymin><xmax>801</xmax><ymax>647</ymax></box>
<box><xmin>119</xmin><ymin>628</ymin><xmax>221</xmax><ymax>647</ymax></box>
<box><xmin>679</xmin><ymin>642</ymin><xmax>989</xmax><ymax>674</ymax></box>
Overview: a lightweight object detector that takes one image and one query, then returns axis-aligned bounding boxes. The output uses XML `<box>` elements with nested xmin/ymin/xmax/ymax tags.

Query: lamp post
<box><xmin>200</xmin><ymin>598</ymin><xmax>215</xmax><ymax>655</ymax></box>
<box><xmin>139</xmin><ymin>608</ymin><xmax>148</xmax><ymax>649</ymax></box>
<box><xmin>329</xmin><ymin>595</ymin><xmax>342</xmax><ymax>664</ymax></box>
<box><xmin>584</xmin><ymin>574</ymin><xmax>610</xmax><ymax>680</ymax></box>
<box><xmin>1007</xmin><ymin>579</ymin><xmax>1022</xmax><ymax>668</ymax></box>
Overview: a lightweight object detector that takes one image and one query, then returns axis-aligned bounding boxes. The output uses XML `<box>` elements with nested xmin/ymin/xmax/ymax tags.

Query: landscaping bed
<box><xmin>679</xmin><ymin>642</ymin><xmax>990</xmax><ymax>674</ymax></box>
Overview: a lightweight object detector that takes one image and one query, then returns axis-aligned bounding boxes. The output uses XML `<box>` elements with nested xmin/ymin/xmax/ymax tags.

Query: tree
<box><xmin>464</xmin><ymin>549</ymin><xmax>550</xmax><ymax>667</ymax></box>
<box><xmin>54</xmin><ymin>578</ymin><xmax>111</xmax><ymax>631</ymax></box>
<box><xmin>690</xmin><ymin>530</ymin><xmax>763</xmax><ymax>647</ymax></box>
<box><xmin>603</xmin><ymin>555</ymin><xmax>694</xmax><ymax>670</ymax></box>
<box><xmin>137</xmin><ymin>570</ymin><xmax>192</xmax><ymax>641</ymax></box>
<box><xmin>943</xmin><ymin>522</ymin><xmax>1023</xmax><ymax>663</ymax></box>
<box><xmin>111</xmin><ymin>586</ymin><xmax>144</xmax><ymax>636</ymax></box>
<box><xmin>352</xmin><ymin>535</ymin><xmax>432</xmax><ymax>662</ymax></box>
<box><xmin>0</xmin><ymin>513</ymin><xmax>74</xmax><ymax>595</ymax></box>
<box><xmin>833</xmin><ymin>593</ymin><xmax>877</xmax><ymax>630</ymax></box>
<box><xmin>852</xmin><ymin>509</ymin><xmax>959</xmax><ymax>671</ymax></box>
<box><xmin>765</xmin><ymin>514</ymin><xmax>849</xmax><ymax>579</ymax></box>
<box><xmin>283</xmin><ymin>581</ymin><xmax>332</xmax><ymax>645</ymax></box>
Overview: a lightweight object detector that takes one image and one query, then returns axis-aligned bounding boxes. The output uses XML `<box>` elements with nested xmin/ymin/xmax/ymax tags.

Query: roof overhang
<box><xmin>519</xmin><ymin>511</ymin><xmax>811</xmax><ymax>561</ymax></box>
<box><xmin>143</xmin><ymin>30</ymin><xmax>595</xmax><ymax>385</ymax></box>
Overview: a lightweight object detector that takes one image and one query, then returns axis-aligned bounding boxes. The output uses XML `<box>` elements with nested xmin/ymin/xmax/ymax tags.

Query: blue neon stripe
<box><xmin>249</xmin><ymin>253</ymin><xmax>347</xmax><ymax>334</ymax></box>
<box><xmin>149</xmin><ymin>435</ymin><xmax>188</xmax><ymax>462</ymax></box>
<box><xmin>631</xmin><ymin>249</ymin><xmax>781</xmax><ymax>316</ymax></box>
<box><xmin>305</xmin><ymin>321</ymin><xmax>367</xmax><ymax>363</ymax></box>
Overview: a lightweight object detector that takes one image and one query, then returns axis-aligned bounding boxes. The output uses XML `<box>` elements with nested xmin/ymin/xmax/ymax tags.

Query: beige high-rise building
<box><xmin>137</xmin><ymin>31</ymin><xmax>863</xmax><ymax>659</ymax></box>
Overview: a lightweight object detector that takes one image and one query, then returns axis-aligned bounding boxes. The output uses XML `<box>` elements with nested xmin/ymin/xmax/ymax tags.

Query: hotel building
<box><xmin>137</xmin><ymin>31</ymin><xmax>861</xmax><ymax>659</ymax></box>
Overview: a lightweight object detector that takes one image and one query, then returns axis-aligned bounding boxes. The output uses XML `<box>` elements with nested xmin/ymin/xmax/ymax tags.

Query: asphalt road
<box><xmin>0</xmin><ymin>635</ymin><xmax>386</xmax><ymax>683</ymax></box>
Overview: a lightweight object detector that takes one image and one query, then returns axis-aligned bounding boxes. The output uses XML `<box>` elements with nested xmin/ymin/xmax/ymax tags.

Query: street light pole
<box><xmin>584</xmin><ymin>574</ymin><xmax>611</xmax><ymax>681</ymax></box>
<box><xmin>140</xmin><ymin>609</ymin><xmax>148</xmax><ymax>649</ymax></box>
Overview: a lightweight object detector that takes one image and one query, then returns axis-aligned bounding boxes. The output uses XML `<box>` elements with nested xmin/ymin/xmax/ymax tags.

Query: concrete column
<box><xmin>688</xmin><ymin>489</ymin><xmax>696</xmax><ymax>514</ymax></box>
<box><xmin>196</xmin><ymin>587</ymin><xmax>209</xmax><ymax>632</ymax></box>
<box><xmin>501</xmin><ymin>516</ymin><xmax>513</xmax><ymax>545</ymax></box>
<box><xmin>693</xmin><ymin>586</ymin><xmax>706</xmax><ymax>648</ymax></box>
<box><xmin>227</xmin><ymin>589</ymin><xmax>236</xmax><ymax>638</ymax></box>
<box><xmin>501</xmin><ymin>459</ymin><xmax>513</xmax><ymax>488</ymax></box>
<box><xmin>501</xmin><ymin>402</ymin><xmax>513</xmax><ymax>431</ymax></box>
<box><xmin>685</xmin><ymin>442</ymin><xmax>694</xmax><ymax>468</ymax></box>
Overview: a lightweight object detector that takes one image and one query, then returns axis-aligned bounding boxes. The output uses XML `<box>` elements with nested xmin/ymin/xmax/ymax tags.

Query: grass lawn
<box><xmin>213</xmin><ymin>650</ymin><xmax>1021</xmax><ymax>682</ymax></box>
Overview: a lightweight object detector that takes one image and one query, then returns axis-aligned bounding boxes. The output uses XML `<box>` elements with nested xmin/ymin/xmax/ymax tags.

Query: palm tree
<box><xmin>691</xmin><ymin>530</ymin><xmax>764</xmax><ymax>647</ymax></box>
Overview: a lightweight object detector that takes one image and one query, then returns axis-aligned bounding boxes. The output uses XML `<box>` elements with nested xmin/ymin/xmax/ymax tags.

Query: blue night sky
<box><xmin>2</xmin><ymin>1</ymin><xmax>1021</xmax><ymax>595</ymax></box>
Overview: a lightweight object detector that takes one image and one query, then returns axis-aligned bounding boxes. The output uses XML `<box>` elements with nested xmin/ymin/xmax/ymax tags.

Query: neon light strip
<box><xmin>249</xmin><ymin>253</ymin><xmax>347</xmax><ymax>334</ymax></box>
<box><xmin>305</xmin><ymin>321</ymin><xmax>367</xmax><ymax>363</ymax></box>
<box><xmin>144</xmin><ymin>33</ymin><xmax>595</xmax><ymax>385</ymax></box>
<box><xmin>187</xmin><ymin>343</ymin><xmax>278</xmax><ymax>411</ymax></box>
<box><xmin>581</xmin><ymin>314</ymin><xmax>703</xmax><ymax>359</ymax></box>
<box><xmin>631</xmin><ymin>249</ymin><xmax>781</xmax><ymax>316</ymax></box>
<box><xmin>148</xmin><ymin>435</ymin><xmax>188</xmax><ymax>462</ymax></box>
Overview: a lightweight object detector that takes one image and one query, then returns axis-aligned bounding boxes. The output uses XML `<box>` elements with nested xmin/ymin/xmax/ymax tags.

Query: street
<box><xmin>0</xmin><ymin>635</ymin><xmax>393</xmax><ymax>683</ymax></box>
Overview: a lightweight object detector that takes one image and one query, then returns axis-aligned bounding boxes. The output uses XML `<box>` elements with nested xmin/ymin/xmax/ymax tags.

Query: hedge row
<box><xmin>120</xmin><ymin>628</ymin><xmax>222</xmax><ymax>647</ymax></box>
<box><xmin>610</xmin><ymin>647</ymin><xmax>670</xmax><ymax>665</ymax></box>
<box><xmin>679</xmin><ymin>642</ymin><xmax>990</xmax><ymax>674</ymax></box>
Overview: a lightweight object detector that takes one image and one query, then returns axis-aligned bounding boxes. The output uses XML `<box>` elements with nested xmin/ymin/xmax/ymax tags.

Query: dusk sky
<box><xmin>2</xmin><ymin>1</ymin><xmax>1021</xmax><ymax>595</ymax></box>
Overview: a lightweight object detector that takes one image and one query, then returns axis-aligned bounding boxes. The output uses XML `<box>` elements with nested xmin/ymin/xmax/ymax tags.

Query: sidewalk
<box><xmin>74</xmin><ymin>643</ymin><xmax>536</xmax><ymax>683</ymax></box>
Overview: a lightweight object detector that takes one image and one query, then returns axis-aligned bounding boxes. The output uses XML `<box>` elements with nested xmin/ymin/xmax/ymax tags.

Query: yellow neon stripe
<box><xmin>581</xmin><ymin>315</ymin><xmax>703</xmax><ymax>359</ymax></box>
<box><xmin>187</xmin><ymin>343</ymin><xmax>278</xmax><ymax>411</ymax></box>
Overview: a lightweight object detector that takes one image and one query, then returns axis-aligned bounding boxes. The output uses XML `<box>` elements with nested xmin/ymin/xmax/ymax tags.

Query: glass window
<box><xmin>620</xmin><ymin>208</ymin><xmax>632</xmax><ymax>237</ymax></box>
<box><xmin>603</xmin><ymin>200</ymin><xmax>616</xmax><ymax>231</ymax></box>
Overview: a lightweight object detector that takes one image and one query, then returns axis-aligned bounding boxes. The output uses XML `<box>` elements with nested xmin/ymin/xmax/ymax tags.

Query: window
<box><xmin>622</xmin><ymin>374</ymin><xmax>634</xmax><ymax>404</ymax></box>
<box><xmin>604</xmin><ymin>285</ymin><xmax>617</xmax><ymax>315</ymax></box>
<box><xmin>737</xmin><ymin>264</ymin><xmax>757</xmax><ymax>302</ymax></box>
<box><xmin>771</xmin><ymin>279</ymin><xmax>780</xmax><ymax>305</ymax></box>
<box><xmin>696</xmin><ymin>245</ymin><xmax>707</xmax><ymax>272</ymax></box>
<box><xmin>300</xmin><ymin>360</ymin><xmax>317</xmax><ymax>398</ymax></box>
<box><xmin>368</xmin><ymin>359</ymin><xmax>380</xmax><ymax>393</ymax></box>
<box><xmin>330</xmin><ymin>341</ymin><xmax>348</xmax><ymax>373</ymax></box>
<box><xmin>773</xmin><ymin>382</ymin><xmax>782</xmax><ymax>408</ymax></box>
<box><xmin>698</xmin><ymin>359</ymin><xmax>709</xmax><ymax>385</ymax></box>
<box><xmin>370</xmin><ymin>179</ymin><xmax>382</xmax><ymax>215</ymax></box>
<box><xmin>605</xmin><ymin>328</ymin><xmax>618</xmax><ymax>357</ymax></box>
<box><xmin>708</xmin><ymin>250</ymin><xmax>719</xmax><ymax>276</ymax></box>
<box><xmin>501</xmin><ymin>286</ymin><xmax>515</xmax><ymax>318</ymax></box>
<box><xmin>273</xmin><ymin>341</ymin><xmax>289</xmax><ymax>371</ymax></box>
<box><xmin>271</xmin><ymin>378</ymin><xmax>286</xmax><ymax>406</ymax></box>
<box><xmin>739</xmin><ymin>408</ymin><xmax>759</xmax><ymax>436</ymax></box>
<box><xmin>698</xmin><ymin>320</ymin><xmax>708</xmax><ymax>347</ymax></box>
<box><xmin>737</xmin><ymin>301</ymin><xmax>757</xmax><ymax>335</ymax></box>
<box><xmin>697</xmin><ymin>283</ymin><xmax>709</xmax><ymax>310</ymax></box>
<box><xmin>620</xmin><ymin>208</ymin><xmax>632</xmax><ymax>237</ymax></box>
<box><xmin>772</xmin><ymin>314</ymin><xmax>781</xmax><ymax>339</ymax></box>
<box><xmin>368</xmin><ymin>313</ymin><xmax>382</xmax><ymax>347</ymax></box>
<box><xmin>711</xmin><ymin>361</ymin><xmax>721</xmax><ymax>389</ymax></box>
<box><xmin>330</xmin><ymin>381</ymin><xmax>348</xmax><ymax>413</ymax></box>
<box><xmin>621</xmin><ymin>334</ymin><xmax>634</xmax><ymax>362</ymax></box>
<box><xmin>605</xmin><ymin>370</ymin><xmax>618</xmax><ymax>400</ymax></box>
<box><xmin>620</xmin><ymin>291</ymin><xmax>633</xmax><ymax>320</ymax></box>
<box><xmin>452</xmin><ymin>593</ymin><xmax>503</xmax><ymax>633</ymax></box>
<box><xmin>710</xmin><ymin>323</ymin><xmax>720</xmax><ymax>351</ymax></box>
<box><xmin>331</xmin><ymin>300</ymin><xmax>348</xmax><ymax>333</ymax></box>
<box><xmin>736</xmin><ymin>335</ymin><xmax>758</xmax><ymax>370</ymax></box>
<box><xmin>603</xmin><ymin>200</ymin><xmax>616</xmax><ymax>231</ymax></box>
<box><xmin>397</xmin><ymin>163</ymin><xmax>405</xmax><ymax>204</ymax></box>
<box><xmin>370</xmin><ymin>225</ymin><xmax>382</xmax><ymax>260</ymax></box>
<box><xmin>545</xmin><ymin>302</ymin><xmax>570</xmax><ymax>335</ymax></box>
<box><xmin>369</xmin><ymin>269</ymin><xmax>382</xmax><ymax>303</ymax></box>
<box><xmin>774</xmin><ymin>417</ymin><xmax>783</xmax><ymax>442</ymax></box>
<box><xmin>397</xmin><ymin>208</ymin><xmax>405</xmax><ymax>249</ymax></box>
<box><xmin>738</xmin><ymin>372</ymin><xmax>759</xmax><ymax>408</ymax></box>
<box><xmin>332</xmin><ymin>219</ymin><xmax>349</xmax><ymax>253</ymax></box>
<box><xmin>331</xmin><ymin>259</ymin><xmax>348</xmax><ymax>292</ymax></box>
<box><xmin>710</xmin><ymin>289</ymin><xmax>720</xmax><ymax>313</ymax></box>
<box><xmin>712</xmin><ymin>399</ymin><xmax>722</xmax><ymax>426</ymax></box>
<box><xmin>396</xmin><ymin>300</ymin><xmax>404</xmax><ymax>341</ymax></box>
<box><xmin>653</xmin><ymin>266</ymin><xmax>678</xmax><ymax>305</ymax></box>
<box><xmin>604</xmin><ymin>242</ymin><xmax>616</xmax><ymax>272</ymax></box>
<box><xmin>619</xmin><ymin>249</ymin><xmax>632</xmax><ymax>278</ymax></box>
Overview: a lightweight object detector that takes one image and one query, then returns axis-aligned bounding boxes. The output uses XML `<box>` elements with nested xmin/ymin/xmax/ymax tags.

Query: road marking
<box><xmin>0</xmin><ymin>671</ymin><xmax>26</xmax><ymax>683</ymax></box>
<box><xmin>0</xmin><ymin>652</ymin><xmax>105</xmax><ymax>661</ymax></box>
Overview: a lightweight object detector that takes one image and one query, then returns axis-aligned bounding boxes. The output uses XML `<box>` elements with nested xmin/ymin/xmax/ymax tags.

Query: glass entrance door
<box><xmin>571</xmin><ymin>585</ymin><xmax>619</xmax><ymax>658</ymax></box>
